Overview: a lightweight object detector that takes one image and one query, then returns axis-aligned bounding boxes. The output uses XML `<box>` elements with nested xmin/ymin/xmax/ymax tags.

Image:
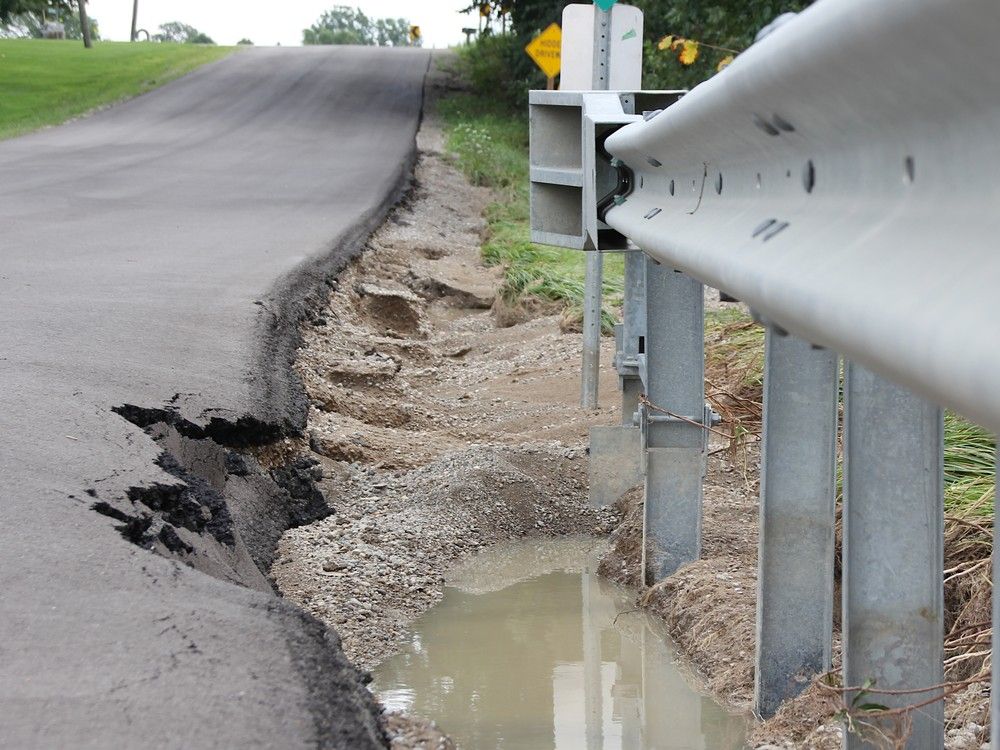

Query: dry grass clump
<box><xmin>641</xmin><ymin>557</ymin><xmax>758</xmax><ymax>708</ymax></box>
<box><xmin>596</xmin><ymin>486</ymin><xmax>647</xmax><ymax>587</ymax></box>
<box><xmin>704</xmin><ymin>309</ymin><xmax>764</xmax><ymax>462</ymax></box>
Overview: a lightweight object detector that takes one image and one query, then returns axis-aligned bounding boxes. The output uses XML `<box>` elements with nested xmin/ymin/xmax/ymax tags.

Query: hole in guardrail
<box><xmin>786</xmin><ymin>169</ymin><xmax>791</xmax><ymax>178</ymax></box>
<box><xmin>752</xmin><ymin>113</ymin><xmax>780</xmax><ymax>137</ymax></box>
<box><xmin>904</xmin><ymin>155</ymin><xmax>915</xmax><ymax>184</ymax></box>
<box><xmin>715</xmin><ymin>173</ymin><xmax>723</xmax><ymax>195</ymax></box>
<box><xmin>638</xmin><ymin>335</ymin><xmax>645</xmax><ymax>354</ymax></box>
<box><xmin>644</xmin><ymin>208</ymin><xmax>662</xmax><ymax>219</ymax></box>
<box><xmin>803</xmin><ymin>160</ymin><xmax>815</xmax><ymax>193</ymax></box>
<box><xmin>773</xmin><ymin>114</ymin><xmax>795</xmax><ymax>132</ymax></box>
<box><xmin>648</xmin><ymin>157</ymin><xmax>662</xmax><ymax>167</ymax></box>
<box><xmin>763</xmin><ymin>221</ymin><xmax>789</xmax><ymax>241</ymax></box>
<box><xmin>669</xmin><ymin>179</ymin><xmax>675</xmax><ymax>196</ymax></box>
<box><xmin>756</xmin><ymin>173</ymin><xmax>762</xmax><ymax>189</ymax></box>
<box><xmin>752</xmin><ymin>219</ymin><xmax>776</xmax><ymax>238</ymax></box>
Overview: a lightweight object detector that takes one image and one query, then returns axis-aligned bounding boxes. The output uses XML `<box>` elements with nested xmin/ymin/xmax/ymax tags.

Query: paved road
<box><xmin>0</xmin><ymin>46</ymin><xmax>430</xmax><ymax>748</ymax></box>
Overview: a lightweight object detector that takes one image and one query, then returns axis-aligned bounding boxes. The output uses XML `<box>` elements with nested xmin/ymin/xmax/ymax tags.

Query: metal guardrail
<box><xmin>531</xmin><ymin>0</ymin><xmax>998</xmax><ymax>746</ymax></box>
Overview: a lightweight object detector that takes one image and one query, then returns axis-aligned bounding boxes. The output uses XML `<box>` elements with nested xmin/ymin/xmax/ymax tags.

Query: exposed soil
<box><xmin>273</xmin><ymin>67</ymin><xmax>622</xmax><ymax>747</ymax></box>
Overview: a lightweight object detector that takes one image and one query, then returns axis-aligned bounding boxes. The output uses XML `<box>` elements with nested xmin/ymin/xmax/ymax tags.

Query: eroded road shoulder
<box><xmin>273</xmin><ymin>78</ymin><xmax>622</xmax><ymax>742</ymax></box>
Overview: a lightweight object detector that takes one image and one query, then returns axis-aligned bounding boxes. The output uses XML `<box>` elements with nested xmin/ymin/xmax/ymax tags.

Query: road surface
<box><xmin>0</xmin><ymin>46</ymin><xmax>430</xmax><ymax>748</ymax></box>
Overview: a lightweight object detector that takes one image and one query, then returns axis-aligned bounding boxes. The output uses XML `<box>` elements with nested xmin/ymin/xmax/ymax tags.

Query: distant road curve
<box><xmin>0</xmin><ymin>46</ymin><xmax>429</xmax><ymax>748</ymax></box>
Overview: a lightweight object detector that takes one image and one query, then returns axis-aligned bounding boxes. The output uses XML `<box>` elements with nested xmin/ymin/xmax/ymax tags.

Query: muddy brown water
<box><xmin>373</xmin><ymin>537</ymin><xmax>747</xmax><ymax>749</ymax></box>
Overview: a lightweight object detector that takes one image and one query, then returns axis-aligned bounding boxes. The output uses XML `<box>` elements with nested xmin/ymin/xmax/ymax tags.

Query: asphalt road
<box><xmin>0</xmin><ymin>46</ymin><xmax>430</xmax><ymax>748</ymax></box>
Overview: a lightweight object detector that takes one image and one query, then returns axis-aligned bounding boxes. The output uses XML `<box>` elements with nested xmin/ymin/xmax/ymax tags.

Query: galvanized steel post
<box><xmin>642</xmin><ymin>259</ymin><xmax>704</xmax><ymax>582</ymax></box>
<box><xmin>620</xmin><ymin>249</ymin><xmax>646</xmax><ymax>424</ymax></box>
<box><xmin>754</xmin><ymin>328</ymin><xmax>839</xmax><ymax>718</ymax></box>
<box><xmin>581</xmin><ymin>252</ymin><xmax>604</xmax><ymax>410</ymax></box>
<box><xmin>842</xmin><ymin>364</ymin><xmax>944</xmax><ymax>749</ymax></box>
<box><xmin>579</xmin><ymin>8</ymin><xmax>612</xmax><ymax>410</ymax></box>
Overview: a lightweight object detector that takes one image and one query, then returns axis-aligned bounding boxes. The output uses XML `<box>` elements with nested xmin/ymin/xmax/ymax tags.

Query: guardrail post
<box><xmin>754</xmin><ymin>328</ymin><xmax>838</xmax><ymax>718</ymax></box>
<box><xmin>579</xmin><ymin>7</ymin><xmax>612</xmax><ymax>411</ymax></box>
<box><xmin>620</xmin><ymin>248</ymin><xmax>646</xmax><ymax>424</ymax></box>
<box><xmin>581</xmin><ymin>251</ymin><xmax>604</xmax><ymax>410</ymax></box>
<box><xmin>843</xmin><ymin>364</ymin><xmax>943</xmax><ymax>749</ymax></box>
<box><xmin>587</xmin><ymin>250</ymin><xmax>645</xmax><ymax>507</ymax></box>
<box><xmin>642</xmin><ymin>259</ymin><xmax>704</xmax><ymax>582</ymax></box>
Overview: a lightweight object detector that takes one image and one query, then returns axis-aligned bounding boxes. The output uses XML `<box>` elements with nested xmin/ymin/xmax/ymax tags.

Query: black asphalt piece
<box><xmin>0</xmin><ymin>46</ymin><xmax>430</xmax><ymax>748</ymax></box>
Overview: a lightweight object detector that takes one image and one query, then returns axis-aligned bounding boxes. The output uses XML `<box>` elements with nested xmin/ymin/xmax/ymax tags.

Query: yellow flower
<box><xmin>678</xmin><ymin>39</ymin><xmax>700</xmax><ymax>65</ymax></box>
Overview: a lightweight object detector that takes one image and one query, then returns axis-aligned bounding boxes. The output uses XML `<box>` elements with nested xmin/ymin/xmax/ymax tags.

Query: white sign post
<box><xmin>558</xmin><ymin>3</ymin><xmax>643</xmax><ymax>410</ymax></box>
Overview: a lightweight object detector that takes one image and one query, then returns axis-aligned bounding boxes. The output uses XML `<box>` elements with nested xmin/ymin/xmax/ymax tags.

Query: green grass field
<box><xmin>0</xmin><ymin>39</ymin><xmax>234</xmax><ymax>140</ymax></box>
<box><xmin>439</xmin><ymin>91</ymin><xmax>624</xmax><ymax>331</ymax></box>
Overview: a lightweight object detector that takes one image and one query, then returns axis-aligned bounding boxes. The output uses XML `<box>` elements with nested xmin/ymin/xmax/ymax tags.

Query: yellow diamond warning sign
<box><xmin>525</xmin><ymin>22</ymin><xmax>562</xmax><ymax>79</ymax></box>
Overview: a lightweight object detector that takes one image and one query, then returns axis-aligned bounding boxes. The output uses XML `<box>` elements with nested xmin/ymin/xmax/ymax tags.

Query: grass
<box><xmin>438</xmin><ymin>91</ymin><xmax>624</xmax><ymax>330</ymax></box>
<box><xmin>943</xmin><ymin>414</ymin><xmax>996</xmax><ymax>517</ymax></box>
<box><xmin>0</xmin><ymin>39</ymin><xmax>234</xmax><ymax>140</ymax></box>
<box><xmin>437</xmin><ymin>77</ymin><xmax>997</xmax><ymax>517</ymax></box>
<box><xmin>705</xmin><ymin>308</ymin><xmax>996</xmax><ymax>514</ymax></box>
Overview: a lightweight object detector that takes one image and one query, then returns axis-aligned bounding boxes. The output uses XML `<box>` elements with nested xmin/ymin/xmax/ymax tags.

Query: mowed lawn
<box><xmin>0</xmin><ymin>39</ymin><xmax>234</xmax><ymax>140</ymax></box>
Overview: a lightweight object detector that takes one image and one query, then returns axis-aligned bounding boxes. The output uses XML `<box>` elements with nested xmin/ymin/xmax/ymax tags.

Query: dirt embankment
<box><xmin>273</xmin><ymin>71</ymin><xmax>622</xmax><ymax>746</ymax></box>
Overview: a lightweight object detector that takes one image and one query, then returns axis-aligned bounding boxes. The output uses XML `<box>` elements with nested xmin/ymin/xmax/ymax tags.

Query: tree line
<box><xmin>457</xmin><ymin>0</ymin><xmax>812</xmax><ymax>106</ymax></box>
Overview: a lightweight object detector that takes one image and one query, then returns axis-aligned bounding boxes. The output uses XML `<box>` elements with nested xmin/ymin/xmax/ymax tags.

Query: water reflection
<box><xmin>373</xmin><ymin>537</ymin><xmax>746</xmax><ymax>750</ymax></box>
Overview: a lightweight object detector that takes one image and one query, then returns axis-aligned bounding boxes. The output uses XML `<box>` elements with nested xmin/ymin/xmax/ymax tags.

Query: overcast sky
<box><xmin>86</xmin><ymin>0</ymin><xmax>474</xmax><ymax>48</ymax></box>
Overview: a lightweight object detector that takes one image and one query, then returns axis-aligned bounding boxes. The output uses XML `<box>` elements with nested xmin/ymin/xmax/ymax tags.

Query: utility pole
<box><xmin>130</xmin><ymin>0</ymin><xmax>139</xmax><ymax>42</ymax></box>
<box><xmin>78</xmin><ymin>0</ymin><xmax>92</xmax><ymax>48</ymax></box>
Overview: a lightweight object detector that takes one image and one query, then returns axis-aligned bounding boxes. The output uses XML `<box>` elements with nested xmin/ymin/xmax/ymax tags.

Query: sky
<box><xmin>85</xmin><ymin>0</ymin><xmax>474</xmax><ymax>48</ymax></box>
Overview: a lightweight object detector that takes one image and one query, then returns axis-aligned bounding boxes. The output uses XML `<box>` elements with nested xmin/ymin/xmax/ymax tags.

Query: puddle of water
<box><xmin>373</xmin><ymin>537</ymin><xmax>747</xmax><ymax>750</ymax></box>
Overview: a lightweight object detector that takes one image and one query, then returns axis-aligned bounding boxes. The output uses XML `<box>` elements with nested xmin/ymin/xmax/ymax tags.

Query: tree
<box><xmin>454</xmin><ymin>0</ymin><xmax>814</xmax><ymax>108</ymax></box>
<box><xmin>632</xmin><ymin>0</ymin><xmax>812</xmax><ymax>88</ymax></box>
<box><xmin>237</xmin><ymin>37</ymin><xmax>253</xmax><ymax>45</ymax></box>
<box><xmin>302</xmin><ymin>6</ymin><xmax>412</xmax><ymax>46</ymax></box>
<box><xmin>0</xmin><ymin>0</ymin><xmax>93</xmax><ymax>47</ymax></box>
<box><xmin>373</xmin><ymin>17</ymin><xmax>409</xmax><ymax>47</ymax></box>
<box><xmin>3</xmin><ymin>7</ymin><xmax>99</xmax><ymax>39</ymax></box>
<box><xmin>75</xmin><ymin>0</ymin><xmax>88</xmax><ymax>46</ymax></box>
<box><xmin>152</xmin><ymin>21</ymin><xmax>215</xmax><ymax>44</ymax></box>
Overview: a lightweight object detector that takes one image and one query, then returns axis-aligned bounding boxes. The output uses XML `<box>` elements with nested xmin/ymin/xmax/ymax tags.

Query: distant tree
<box><xmin>4</xmin><ymin>8</ymin><xmax>99</xmax><ymax>38</ymax></box>
<box><xmin>372</xmin><ymin>17</ymin><xmax>409</xmax><ymax>47</ymax></box>
<box><xmin>152</xmin><ymin>21</ymin><xmax>214</xmax><ymax>44</ymax></box>
<box><xmin>57</xmin><ymin>7</ymin><xmax>96</xmax><ymax>39</ymax></box>
<box><xmin>0</xmin><ymin>0</ymin><xmax>93</xmax><ymax>47</ymax></box>
<box><xmin>237</xmin><ymin>37</ymin><xmax>253</xmax><ymax>45</ymax></box>
<box><xmin>302</xmin><ymin>6</ymin><xmax>412</xmax><ymax>46</ymax></box>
